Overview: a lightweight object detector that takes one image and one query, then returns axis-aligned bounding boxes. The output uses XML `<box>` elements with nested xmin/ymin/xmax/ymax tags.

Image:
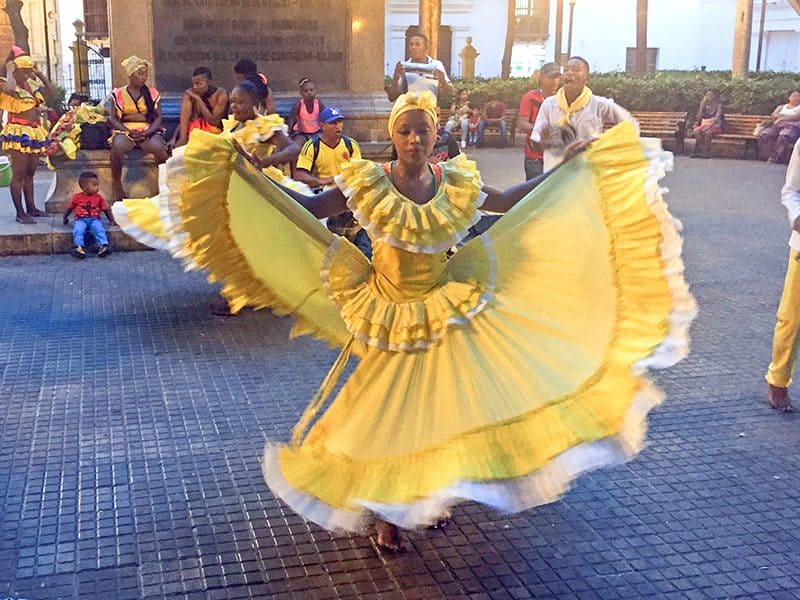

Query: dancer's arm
<box><xmin>234</xmin><ymin>140</ymin><xmax>347</xmax><ymax>218</ymax></box>
<box><xmin>256</xmin><ymin>130</ymin><xmax>300</xmax><ymax>168</ymax></box>
<box><xmin>481</xmin><ymin>140</ymin><xmax>589</xmax><ymax>213</ymax></box>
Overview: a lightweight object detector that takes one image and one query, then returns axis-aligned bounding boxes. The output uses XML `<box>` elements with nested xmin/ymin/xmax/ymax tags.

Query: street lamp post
<box><xmin>566</xmin><ymin>0</ymin><xmax>576</xmax><ymax>59</ymax></box>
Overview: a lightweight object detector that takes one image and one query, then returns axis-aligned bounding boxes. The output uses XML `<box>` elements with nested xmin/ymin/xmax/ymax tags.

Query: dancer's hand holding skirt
<box><xmin>153</xmin><ymin>122</ymin><xmax>696</xmax><ymax>532</ymax></box>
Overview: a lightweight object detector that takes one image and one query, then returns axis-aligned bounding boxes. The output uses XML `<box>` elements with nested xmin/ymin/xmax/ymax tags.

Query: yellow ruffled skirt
<box><xmin>156</xmin><ymin>126</ymin><xmax>696</xmax><ymax>532</ymax></box>
<box><xmin>112</xmin><ymin>151</ymin><xmax>314</xmax><ymax>306</ymax></box>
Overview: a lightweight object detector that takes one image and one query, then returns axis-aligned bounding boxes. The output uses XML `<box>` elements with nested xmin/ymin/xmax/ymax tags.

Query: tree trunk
<box><xmin>501</xmin><ymin>0</ymin><xmax>515</xmax><ymax>78</ymax></box>
<box><xmin>732</xmin><ymin>0</ymin><xmax>754</xmax><ymax>78</ymax></box>
<box><xmin>635</xmin><ymin>0</ymin><xmax>648</xmax><ymax>74</ymax></box>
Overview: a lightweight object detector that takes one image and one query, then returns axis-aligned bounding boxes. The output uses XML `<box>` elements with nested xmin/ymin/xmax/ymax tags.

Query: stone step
<box><xmin>0</xmin><ymin>216</ymin><xmax>151</xmax><ymax>256</ymax></box>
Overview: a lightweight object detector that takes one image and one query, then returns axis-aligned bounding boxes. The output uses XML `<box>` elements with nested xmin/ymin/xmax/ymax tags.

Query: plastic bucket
<box><xmin>0</xmin><ymin>156</ymin><xmax>10</xmax><ymax>187</ymax></box>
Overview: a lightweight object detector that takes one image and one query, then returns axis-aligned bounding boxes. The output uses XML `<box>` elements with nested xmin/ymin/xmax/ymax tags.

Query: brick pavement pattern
<box><xmin>1</xmin><ymin>152</ymin><xmax>799</xmax><ymax>599</ymax></box>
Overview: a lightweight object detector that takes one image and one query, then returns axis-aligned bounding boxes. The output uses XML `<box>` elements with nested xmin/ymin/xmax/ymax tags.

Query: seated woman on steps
<box><xmin>106</xmin><ymin>55</ymin><xmax>169</xmax><ymax>202</ymax></box>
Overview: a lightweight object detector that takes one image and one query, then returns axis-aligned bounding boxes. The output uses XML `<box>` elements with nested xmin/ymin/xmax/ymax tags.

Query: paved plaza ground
<box><xmin>0</xmin><ymin>148</ymin><xmax>799</xmax><ymax>599</ymax></box>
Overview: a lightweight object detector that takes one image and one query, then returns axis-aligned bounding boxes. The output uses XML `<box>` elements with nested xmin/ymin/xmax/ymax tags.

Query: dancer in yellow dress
<box><xmin>112</xmin><ymin>80</ymin><xmax>305</xmax><ymax>312</ymax></box>
<box><xmin>153</xmin><ymin>91</ymin><xmax>695</xmax><ymax>551</ymax></box>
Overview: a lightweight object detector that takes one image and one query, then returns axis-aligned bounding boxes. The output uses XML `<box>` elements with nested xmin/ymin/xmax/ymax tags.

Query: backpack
<box><xmin>310</xmin><ymin>134</ymin><xmax>354</xmax><ymax>167</ymax></box>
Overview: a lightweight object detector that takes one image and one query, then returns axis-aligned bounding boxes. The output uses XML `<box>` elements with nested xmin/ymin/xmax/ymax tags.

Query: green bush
<box><xmin>439</xmin><ymin>71</ymin><xmax>800</xmax><ymax>116</ymax></box>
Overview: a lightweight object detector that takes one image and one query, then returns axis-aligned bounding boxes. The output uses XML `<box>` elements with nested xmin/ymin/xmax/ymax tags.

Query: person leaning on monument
<box><xmin>172</xmin><ymin>66</ymin><xmax>228</xmax><ymax>148</ymax></box>
<box><xmin>531</xmin><ymin>56</ymin><xmax>637</xmax><ymax>172</ymax></box>
<box><xmin>517</xmin><ymin>62</ymin><xmax>561</xmax><ymax>180</ymax></box>
<box><xmin>385</xmin><ymin>33</ymin><xmax>454</xmax><ymax>102</ymax></box>
<box><xmin>106</xmin><ymin>55</ymin><xmax>169</xmax><ymax>202</ymax></box>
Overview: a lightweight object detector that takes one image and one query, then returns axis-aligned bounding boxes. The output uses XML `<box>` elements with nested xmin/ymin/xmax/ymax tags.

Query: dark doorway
<box><xmin>405</xmin><ymin>25</ymin><xmax>453</xmax><ymax>76</ymax></box>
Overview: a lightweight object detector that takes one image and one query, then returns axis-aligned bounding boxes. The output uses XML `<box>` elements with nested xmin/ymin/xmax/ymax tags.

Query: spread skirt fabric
<box><xmin>153</xmin><ymin>124</ymin><xmax>696</xmax><ymax>533</ymax></box>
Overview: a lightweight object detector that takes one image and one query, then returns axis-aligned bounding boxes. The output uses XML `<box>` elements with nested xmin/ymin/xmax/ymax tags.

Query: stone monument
<box><xmin>106</xmin><ymin>0</ymin><xmax>390</xmax><ymax>144</ymax></box>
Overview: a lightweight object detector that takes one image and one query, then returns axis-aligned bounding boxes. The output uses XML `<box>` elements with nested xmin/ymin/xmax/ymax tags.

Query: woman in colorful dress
<box><xmin>151</xmin><ymin>90</ymin><xmax>695</xmax><ymax>552</ymax></box>
<box><xmin>0</xmin><ymin>46</ymin><xmax>56</xmax><ymax>224</ymax></box>
<box><xmin>107</xmin><ymin>55</ymin><xmax>169</xmax><ymax>202</ymax></box>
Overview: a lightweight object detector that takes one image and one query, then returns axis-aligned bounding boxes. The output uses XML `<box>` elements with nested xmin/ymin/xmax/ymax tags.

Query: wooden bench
<box><xmin>704</xmin><ymin>114</ymin><xmax>768</xmax><ymax>159</ymax></box>
<box><xmin>439</xmin><ymin>108</ymin><xmax>518</xmax><ymax>147</ymax></box>
<box><xmin>631</xmin><ymin>111</ymin><xmax>688</xmax><ymax>153</ymax></box>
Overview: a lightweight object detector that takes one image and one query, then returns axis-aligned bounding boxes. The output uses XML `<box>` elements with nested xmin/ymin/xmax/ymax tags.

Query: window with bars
<box><xmin>515</xmin><ymin>0</ymin><xmax>535</xmax><ymax>17</ymax></box>
<box><xmin>83</xmin><ymin>0</ymin><xmax>108</xmax><ymax>38</ymax></box>
<box><xmin>515</xmin><ymin>0</ymin><xmax>549</xmax><ymax>41</ymax></box>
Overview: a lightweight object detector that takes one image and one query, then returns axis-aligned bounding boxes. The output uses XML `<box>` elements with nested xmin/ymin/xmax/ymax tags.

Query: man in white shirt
<box><xmin>765</xmin><ymin>141</ymin><xmax>800</xmax><ymax>412</ymax></box>
<box><xmin>386</xmin><ymin>33</ymin><xmax>454</xmax><ymax>102</ymax></box>
<box><xmin>531</xmin><ymin>56</ymin><xmax>637</xmax><ymax>171</ymax></box>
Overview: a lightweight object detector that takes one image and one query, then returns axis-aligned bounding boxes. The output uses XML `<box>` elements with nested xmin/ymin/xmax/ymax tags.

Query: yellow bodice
<box><xmin>324</xmin><ymin>155</ymin><xmax>496</xmax><ymax>352</ymax></box>
<box><xmin>369</xmin><ymin>243</ymin><xmax>448</xmax><ymax>303</ymax></box>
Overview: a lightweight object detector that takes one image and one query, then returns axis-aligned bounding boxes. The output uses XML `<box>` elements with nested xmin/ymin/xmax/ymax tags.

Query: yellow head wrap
<box><xmin>388</xmin><ymin>91</ymin><xmax>439</xmax><ymax>135</ymax></box>
<box><xmin>13</xmin><ymin>55</ymin><xmax>34</xmax><ymax>69</ymax></box>
<box><xmin>122</xmin><ymin>55</ymin><xmax>150</xmax><ymax>77</ymax></box>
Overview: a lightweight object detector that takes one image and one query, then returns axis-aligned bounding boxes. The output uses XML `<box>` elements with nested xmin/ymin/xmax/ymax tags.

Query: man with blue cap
<box><xmin>295</xmin><ymin>106</ymin><xmax>361</xmax><ymax>191</ymax></box>
<box><xmin>295</xmin><ymin>106</ymin><xmax>370</xmax><ymax>257</ymax></box>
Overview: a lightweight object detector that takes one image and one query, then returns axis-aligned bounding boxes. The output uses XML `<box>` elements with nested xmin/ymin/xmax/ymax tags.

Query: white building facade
<box><xmin>385</xmin><ymin>0</ymin><xmax>800</xmax><ymax>78</ymax></box>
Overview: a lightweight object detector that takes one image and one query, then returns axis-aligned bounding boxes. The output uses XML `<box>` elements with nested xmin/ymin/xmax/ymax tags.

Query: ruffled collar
<box><xmin>335</xmin><ymin>154</ymin><xmax>485</xmax><ymax>254</ymax></box>
<box><xmin>222</xmin><ymin>113</ymin><xmax>287</xmax><ymax>153</ymax></box>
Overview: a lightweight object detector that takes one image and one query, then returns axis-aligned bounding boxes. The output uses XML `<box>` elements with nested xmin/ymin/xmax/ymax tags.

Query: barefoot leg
<box><xmin>23</xmin><ymin>153</ymin><xmax>46</xmax><ymax>216</ymax></box>
<box><xmin>8</xmin><ymin>149</ymin><xmax>29</xmax><ymax>220</ymax></box>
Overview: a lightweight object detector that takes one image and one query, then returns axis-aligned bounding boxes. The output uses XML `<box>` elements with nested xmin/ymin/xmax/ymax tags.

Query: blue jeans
<box><xmin>477</xmin><ymin>119</ymin><xmax>507</xmax><ymax>146</ymax></box>
<box><xmin>73</xmin><ymin>217</ymin><xmax>108</xmax><ymax>247</ymax></box>
<box><xmin>524</xmin><ymin>157</ymin><xmax>544</xmax><ymax>180</ymax></box>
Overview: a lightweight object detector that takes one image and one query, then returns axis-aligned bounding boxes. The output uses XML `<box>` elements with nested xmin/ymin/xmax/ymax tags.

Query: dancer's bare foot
<box><xmin>15</xmin><ymin>214</ymin><xmax>35</xmax><ymax>225</ymax></box>
<box><xmin>426</xmin><ymin>509</ymin><xmax>451</xmax><ymax>530</ymax></box>
<box><xmin>767</xmin><ymin>384</ymin><xmax>793</xmax><ymax>412</ymax></box>
<box><xmin>375</xmin><ymin>520</ymin><xmax>409</xmax><ymax>553</ymax></box>
<box><xmin>25</xmin><ymin>208</ymin><xmax>47</xmax><ymax>217</ymax></box>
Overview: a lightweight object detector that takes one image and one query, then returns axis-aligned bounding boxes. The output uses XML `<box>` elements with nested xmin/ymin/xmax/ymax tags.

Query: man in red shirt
<box><xmin>63</xmin><ymin>171</ymin><xmax>116</xmax><ymax>258</ymax></box>
<box><xmin>517</xmin><ymin>62</ymin><xmax>561</xmax><ymax>180</ymax></box>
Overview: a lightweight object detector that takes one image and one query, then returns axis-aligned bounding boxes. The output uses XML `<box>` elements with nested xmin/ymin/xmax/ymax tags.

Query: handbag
<box><xmin>80</xmin><ymin>122</ymin><xmax>111</xmax><ymax>150</ymax></box>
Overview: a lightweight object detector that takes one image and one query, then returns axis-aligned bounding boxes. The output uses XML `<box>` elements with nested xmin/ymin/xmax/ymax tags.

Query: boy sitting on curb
<box><xmin>63</xmin><ymin>170</ymin><xmax>116</xmax><ymax>258</ymax></box>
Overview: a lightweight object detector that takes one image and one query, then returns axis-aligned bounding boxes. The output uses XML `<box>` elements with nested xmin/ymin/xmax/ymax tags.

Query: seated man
<box><xmin>294</xmin><ymin>106</ymin><xmax>361</xmax><ymax>191</ymax></box>
<box><xmin>173</xmin><ymin>66</ymin><xmax>228</xmax><ymax>147</ymax></box>
<box><xmin>478</xmin><ymin>99</ymin><xmax>508</xmax><ymax>147</ymax></box>
<box><xmin>294</xmin><ymin>107</ymin><xmax>370</xmax><ymax>257</ymax></box>
<box><xmin>106</xmin><ymin>55</ymin><xmax>168</xmax><ymax>202</ymax></box>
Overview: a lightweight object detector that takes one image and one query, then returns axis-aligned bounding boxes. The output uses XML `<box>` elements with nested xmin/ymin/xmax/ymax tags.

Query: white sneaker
<box><xmin>460</xmin><ymin>139</ymin><xmax>466</xmax><ymax>149</ymax></box>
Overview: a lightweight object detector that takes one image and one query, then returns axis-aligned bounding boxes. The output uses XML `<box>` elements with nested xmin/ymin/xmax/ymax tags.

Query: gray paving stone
<box><xmin>0</xmin><ymin>150</ymin><xmax>799</xmax><ymax>599</ymax></box>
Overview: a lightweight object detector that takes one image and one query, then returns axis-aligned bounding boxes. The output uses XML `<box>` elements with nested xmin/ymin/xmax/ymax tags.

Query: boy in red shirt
<box><xmin>63</xmin><ymin>171</ymin><xmax>116</xmax><ymax>258</ymax></box>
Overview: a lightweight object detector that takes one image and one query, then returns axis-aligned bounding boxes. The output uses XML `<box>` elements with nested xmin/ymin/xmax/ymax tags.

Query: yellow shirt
<box><xmin>296</xmin><ymin>136</ymin><xmax>361</xmax><ymax>179</ymax></box>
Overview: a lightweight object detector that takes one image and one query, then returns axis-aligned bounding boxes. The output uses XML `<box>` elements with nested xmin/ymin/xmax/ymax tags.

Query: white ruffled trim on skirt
<box><xmin>634</xmin><ymin>139</ymin><xmax>697</xmax><ymax>372</ymax></box>
<box><xmin>111</xmin><ymin>201</ymin><xmax>171</xmax><ymax>253</ymax></box>
<box><xmin>262</xmin><ymin>380</ymin><xmax>663</xmax><ymax>533</ymax></box>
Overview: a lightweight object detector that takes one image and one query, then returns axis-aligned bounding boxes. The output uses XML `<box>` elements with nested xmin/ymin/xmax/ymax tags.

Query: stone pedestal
<box><xmin>45</xmin><ymin>150</ymin><xmax>159</xmax><ymax>214</ymax></box>
<box><xmin>108</xmin><ymin>0</ymin><xmax>387</xmax><ymax>111</ymax></box>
